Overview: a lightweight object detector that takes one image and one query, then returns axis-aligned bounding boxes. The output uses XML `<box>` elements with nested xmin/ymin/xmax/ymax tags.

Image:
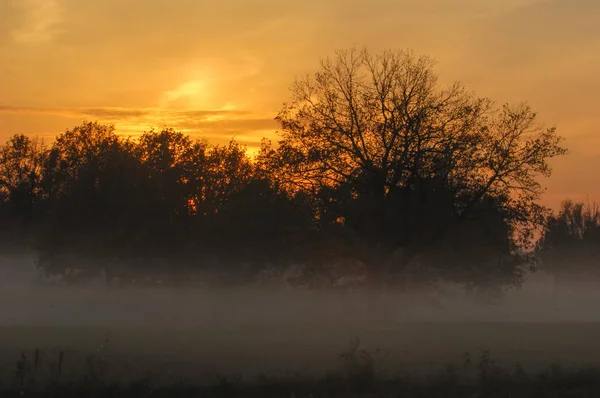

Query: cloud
<box><xmin>10</xmin><ymin>0</ymin><xmax>64</xmax><ymax>44</ymax></box>
<box><xmin>0</xmin><ymin>105</ymin><xmax>277</xmax><ymax>143</ymax></box>
<box><xmin>0</xmin><ymin>106</ymin><xmax>250</xmax><ymax>119</ymax></box>
<box><xmin>175</xmin><ymin>118</ymin><xmax>278</xmax><ymax>134</ymax></box>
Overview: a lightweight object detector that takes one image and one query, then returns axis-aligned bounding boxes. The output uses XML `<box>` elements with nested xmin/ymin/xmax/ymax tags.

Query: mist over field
<box><xmin>2</xmin><ymin>252</ymin><xmax>600</xmax><ymax>385</ymax></box>
<box><xmin>1</xmin><ymin>252</ymin><xmax>599</xmax><ymax>327</ymax></box>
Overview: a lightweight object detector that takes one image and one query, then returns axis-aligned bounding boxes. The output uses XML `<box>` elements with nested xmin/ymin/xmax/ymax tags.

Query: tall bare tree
<box><xmin>263</xmin><ymin>47</ymin><xmax>568</xmax><ymax>284</ymax></box>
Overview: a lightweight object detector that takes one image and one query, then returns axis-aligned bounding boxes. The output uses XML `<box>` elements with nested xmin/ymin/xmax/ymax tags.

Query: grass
<box><xmin>4</xmin><ymin>336</ymin><xmax>600</xmax><ymax>397</ymax></box>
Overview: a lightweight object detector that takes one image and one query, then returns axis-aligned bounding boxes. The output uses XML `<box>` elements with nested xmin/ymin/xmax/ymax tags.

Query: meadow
<box><xmin>3</xmin><ymin>255</ymin><xmax>600</xmax><ymax>396</ymax></box>
<box><xmin>3</xmin><ymin>323</ymin><xmax>600</xmax><ymax>397</ymax></box>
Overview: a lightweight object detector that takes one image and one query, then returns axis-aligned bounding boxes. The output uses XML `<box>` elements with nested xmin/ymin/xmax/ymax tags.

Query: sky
<box><xmin>1</xmin><ymin>0</ymin><xmax>599</xmax><ymax>209</ymax></box>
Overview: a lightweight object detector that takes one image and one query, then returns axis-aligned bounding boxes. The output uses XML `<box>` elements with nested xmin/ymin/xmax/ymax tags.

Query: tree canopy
<box><xmin>259</xmin><ymin>47</ymin><xmax>567</xmax><ymax>285</ymax></box>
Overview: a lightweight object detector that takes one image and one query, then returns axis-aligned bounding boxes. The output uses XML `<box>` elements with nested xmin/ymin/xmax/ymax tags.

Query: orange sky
<box><xmin>1</xmin><ymin>0</ymin><xmax>599</xmax><ymax>210</ymax></box>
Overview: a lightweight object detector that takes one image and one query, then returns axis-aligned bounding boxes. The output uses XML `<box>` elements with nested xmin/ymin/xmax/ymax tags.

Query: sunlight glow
<box><xmin>159</xmin><ymin>80</ymin><xmax>213</xmax><ymax>109</ymax></box>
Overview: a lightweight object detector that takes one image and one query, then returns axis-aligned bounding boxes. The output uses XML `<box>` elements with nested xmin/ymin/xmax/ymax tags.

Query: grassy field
<box><xmin>3</xmin><ymin>259</ymin><xmax>600</xmax><ymax>395</ymax></box>
<box><xmin>2</xmin><ymin>322</ymin><xmax>600</xmax><ymax>380</ymax></box>
<box><xmin>2</xmin><ymin>323</ymin><xmax>600</xmax><ymax>396</ymax></box>
<box><xmin>2</xmin><ymin>272</ymin><xmax>600</xmax><ymax>380</ymax></box>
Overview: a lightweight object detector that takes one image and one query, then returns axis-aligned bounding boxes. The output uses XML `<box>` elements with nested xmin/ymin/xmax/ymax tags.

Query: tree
<box><xmin>264</xmin><ymin>47</ymin><xmax>568</xmax><ymax>287</ymax></box>
<box><xmin>534</xmin><ymin>199</ymin><xmax>600</xmax><ymax>309</ymax></box>
<box><xmin>200</xmin><ymin>139</ymin><xmax>265</xmax><ymax>261</ymax></box>
<box><xmin>134</xmin><ymin>128</ymin><xmax>206</xmax><ymax>252</ymax></box>
<box><xmin>0</xmin><ymin>134</ymin><xmax>47</xmax><ymax>245</ymax></box>
<box><xmin>536</xmin><ymin>199</ymin><xmax>600</xmax><ymax>276</ymax></box>
<box><xmin>35</xmin><ymin>122</ymin><xmax>148</xmax><ymax>279</ymax></box>
<box><xmin>203</xmin><ymin>139</ymin><xmax>254</xmax><ymax>212</ymax></box>
<box><xmin>0</xmin><ymin>134</ymin><xmax>46</xmax><ymax>201</ymax></box>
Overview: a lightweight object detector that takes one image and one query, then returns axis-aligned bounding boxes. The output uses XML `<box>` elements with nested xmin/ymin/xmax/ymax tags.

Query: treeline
<box><xmin>537</xmin><ymin>200</ymin><xmax>600</xmax><ymax>282</ymax></box>
<box><xmin>0</xmin><ymin>47</ymin><xmax>586</xmax><ymax>290</ymax></box>
<box><xmin>0</xmin><ymin>125</ymin><xmax>315</xmax><ymax>282</ymax></box>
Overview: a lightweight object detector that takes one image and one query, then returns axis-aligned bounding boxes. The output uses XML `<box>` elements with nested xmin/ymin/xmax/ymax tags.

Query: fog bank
<box><xmin>1</xmin><ymin>253</ymin><xmax>599</xmax><ymax>328</ymax></box>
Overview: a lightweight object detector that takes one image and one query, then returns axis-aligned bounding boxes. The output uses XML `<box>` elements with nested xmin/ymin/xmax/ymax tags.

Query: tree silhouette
<box><xmin>537</xmin><ymin>199</ymin><xmax>600</xmax><ymax>278</ymax></box>
<box><xmin>263</xmin><ymin>47</ymin><xmax>568</xmax><ymax>288</ymax></box>
<box><xmin>26</xmin><ymin>124</ymin><xmax>315</xmax><ymax>284</ymax></box>
<box><xmin>134</xmin><ymin>129</ymin><xmax>203</xmax><ymax>254</ymax></box>
<box><xmin>34</xmin><ymin>122</ymin><xmax>146</xmax><ymax>280</ymax></box>
<box><xmin>0</xmin><ymin>134</ymin><xmax>46</xmax><ymax>247</ymax></box>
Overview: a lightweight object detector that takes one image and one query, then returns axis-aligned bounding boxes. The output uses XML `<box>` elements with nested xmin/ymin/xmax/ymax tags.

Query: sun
<box><xmin>159</xmin><ymin>79</ymin><xmax>214</xmax><ymax>110</ymax></box>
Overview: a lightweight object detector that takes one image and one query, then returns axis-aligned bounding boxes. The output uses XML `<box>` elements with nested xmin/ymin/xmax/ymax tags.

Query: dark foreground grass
<box><xmin>4</xmin><ymin>338</ymin><xmax>600</xmax><ymax>397</ymax></box>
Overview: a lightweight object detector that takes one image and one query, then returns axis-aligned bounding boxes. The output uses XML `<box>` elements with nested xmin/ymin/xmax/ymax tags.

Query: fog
<box><xmin>1</xmin><ymin>252</ymin><xmax>599</xmax><ymax>327</ymax></box>
<box><xmin>2</xmin><ymin>252</ymin><xmax>600</xmax><ymax>377</ymax></box>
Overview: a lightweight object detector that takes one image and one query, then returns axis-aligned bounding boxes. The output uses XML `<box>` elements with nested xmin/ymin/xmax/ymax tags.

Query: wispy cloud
<box><xmin>10</xmin><ymin>0</ymin><xmax>64</xmax><ymax>44</ymax></box>
<box><xmin>0</xmin><ymin>105</ymin><xmax>277</xmax><ymax>147</ymax></box>
<box><xmin>0</xmin><ymin>106</ymin><xmax>251</xmax><ymax>120</ymax></box>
